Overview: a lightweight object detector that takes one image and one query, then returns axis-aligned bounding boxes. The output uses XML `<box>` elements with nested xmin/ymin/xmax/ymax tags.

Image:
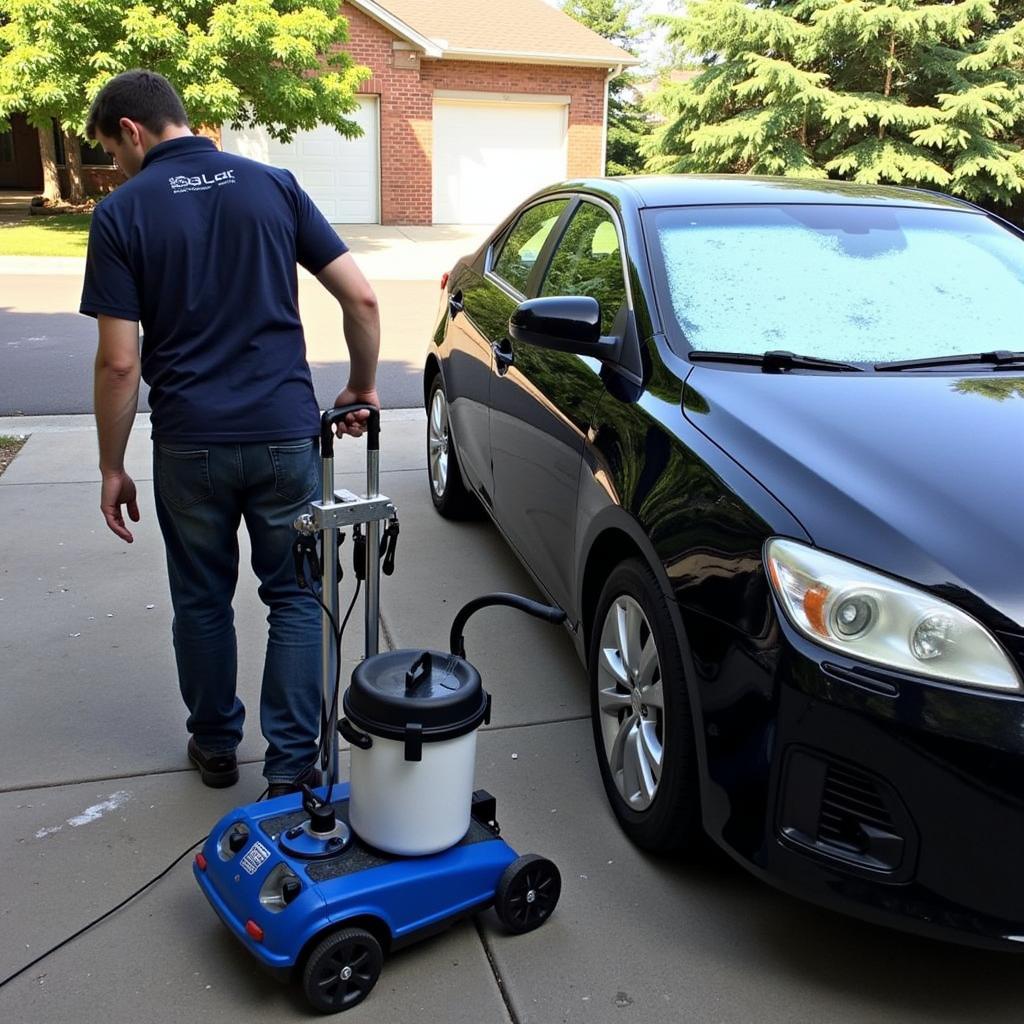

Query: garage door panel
<box><xmin>302</xmin><ymin>170</ymin><xmax>335</xmax><ymax>189</ymax></box>
<box><xmin>221</xmin><ymin>97</ymin><xmax>379</xmax><ymax>224</ymax></box>
<box><xmin>274</xmin><ymin>141</ymin><xmax>300</xmax><ymax>157</ymax></box>
<box><xmin>433</xmin><ymin>100</ymin><xmax>568</xmax><ymax>225</ymax></box>
<box><xmin>299</xmin><ymin>139</ymin><xmax>335</xmax><ymax>158</ymax></box>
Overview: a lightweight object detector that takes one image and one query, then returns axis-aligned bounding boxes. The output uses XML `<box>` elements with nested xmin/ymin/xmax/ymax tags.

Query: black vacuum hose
<box><xmin>449</xmin><ymin>592</ymin><xmax>566</xmax><ymax>657</ymax></box>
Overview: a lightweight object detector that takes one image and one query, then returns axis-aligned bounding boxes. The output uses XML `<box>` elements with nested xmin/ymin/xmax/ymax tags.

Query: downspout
<box><xmin>601</xmin><ymin>63</ymin><xmax>623</xmax><ymax>176</ymax></box>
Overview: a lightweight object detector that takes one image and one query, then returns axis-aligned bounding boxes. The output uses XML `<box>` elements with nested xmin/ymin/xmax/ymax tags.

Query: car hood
<box><xmin>683</xmin><ymin>368</ymin><xmax>1024</xmax><ymax>631</ymax></box>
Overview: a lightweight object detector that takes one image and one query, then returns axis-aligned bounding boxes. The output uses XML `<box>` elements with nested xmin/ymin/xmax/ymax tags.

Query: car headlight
<box><xmin>765</xmin><ymin>538</ymin><xmax>1021</xmax><ymax>692</ymax></box>
<box><xmin>258</xmin><ymin>863</ymin><xmax>303</xmax><ymax>913</ymax></box>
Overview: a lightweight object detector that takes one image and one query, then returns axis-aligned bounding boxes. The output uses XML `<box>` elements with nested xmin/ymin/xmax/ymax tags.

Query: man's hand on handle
<box><xmin>332</xmin><ymin>386</ymin><xmax>381</xmax><ymax>439</ymax></box>
<box><xmin>101</xmin><ymin>470</ymin><xmax>140</xmax><ymax>543</ymax></box>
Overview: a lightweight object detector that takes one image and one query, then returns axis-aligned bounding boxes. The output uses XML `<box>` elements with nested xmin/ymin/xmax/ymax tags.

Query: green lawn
<box><xmin>0</xmin><ymin>213</ymin><xmax>92</xmax><ymax>256</ymax></box>
<box><xmin>0</xmin><ymin>435</ymin><xmax>27</xmax><ymax>479</ymax></box>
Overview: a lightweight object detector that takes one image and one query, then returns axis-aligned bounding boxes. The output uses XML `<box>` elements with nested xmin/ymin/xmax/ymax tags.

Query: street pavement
<box><xmin>3</xmin><ymin>414</ymin><xmax>1024</xmax><ymax>1024</ymax></box>
<box><xmin>0</xmin><ymin>224</ymin><xmax>489</xmax><ymax>415</ymax></box>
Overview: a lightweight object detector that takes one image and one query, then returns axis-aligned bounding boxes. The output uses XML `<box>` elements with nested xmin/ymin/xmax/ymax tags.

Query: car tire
<box><xmin>426</xmin><ymin>373</ymin><xmax>478</xmax><ymax>519</ymax></box>
<box><xmin>588</xmin><ymin>558</ymin><xmax>702</xmax><ymax>854</ymax></box>
<box><xmin>301</xmin><ymin>926</ymin><xmax>383</xmax><ymax>1014</ymax></box>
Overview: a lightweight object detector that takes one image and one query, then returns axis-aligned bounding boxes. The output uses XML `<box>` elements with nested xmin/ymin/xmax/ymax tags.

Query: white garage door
<box><xmin>433</xmin><ymin>97</ymin><xmax>568</xmax><ymax>225</ymax></box>
<box><xmin>221</xmin><ymin>96</ymin><xmax>379</xmax><ymax>224</ymax></box>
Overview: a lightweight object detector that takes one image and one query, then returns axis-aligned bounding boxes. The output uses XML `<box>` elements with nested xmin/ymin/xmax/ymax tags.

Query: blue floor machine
<box><xmin>194</xmin><ymin>407</ymin><xmax>565</xmax><ymax>1014</ymax></box>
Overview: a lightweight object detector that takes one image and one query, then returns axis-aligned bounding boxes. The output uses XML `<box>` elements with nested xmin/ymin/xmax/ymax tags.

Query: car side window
<box><xmin>492</xmin><ymin>200</ymin><xmax>569</xmax><ymax>294</ymax></box>
<box><xmin>541</xmin><ymin>203</ymin><xmax>627</xmax><ymax>335</ymax></box>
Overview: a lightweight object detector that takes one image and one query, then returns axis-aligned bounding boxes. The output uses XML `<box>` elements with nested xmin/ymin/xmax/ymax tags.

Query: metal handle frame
<box><xmin>302</xmin><ymin>406</ymin><xmax>392</xmax><ymax>785</ymax></box>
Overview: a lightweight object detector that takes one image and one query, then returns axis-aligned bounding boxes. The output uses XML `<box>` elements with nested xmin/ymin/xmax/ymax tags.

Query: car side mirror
<box><xmin>508</xmin><ymin>296</ymin><xmax>619</xmax><ymax>360</ymax></box>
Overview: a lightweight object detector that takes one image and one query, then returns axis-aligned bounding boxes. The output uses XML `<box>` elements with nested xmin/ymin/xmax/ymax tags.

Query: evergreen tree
<box><xmin>0</xmin><ymin>0</ymin><xmax>368</xmax><ymax>204</ymax></box>
<box><xmin>563</xmin><ymin>0</ymin><xmax>650</xmax><ymax>174</ymax></box>
<box><xmin>646</xmin><ymin>0</ymin><xmax>1024</xmax><ymax>210</ymax></box>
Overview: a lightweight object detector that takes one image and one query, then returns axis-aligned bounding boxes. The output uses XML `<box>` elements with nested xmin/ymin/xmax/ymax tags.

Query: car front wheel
<box><xmin>588</xmin><ymin>558</ymin><xmax>702</xmax><ymax>854</ymax></box>
<box><xmin>426</xmin><ymin>374</ymin><xmax>477</xmax><ymax>518</ymax></box>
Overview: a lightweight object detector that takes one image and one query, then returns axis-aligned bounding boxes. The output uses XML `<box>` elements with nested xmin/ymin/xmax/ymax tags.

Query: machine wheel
<box><xmin>302</xmin><ymin>927</ymin><xmax>383</xmax><ymax>1014</ymax></box>
<box><xmin>588</xmin><ymin>558</ymin><xmax>702</xmax><ymax>854</ymax></box>
<box><xmin>426</xmin><ymin>374</ymin><xmax>478</xmax><ymax>518</ymax></box>
<box><xmin>495</xmin><ymin>854</ymin><xmax>561</xmax><ymax>934</ymax></box>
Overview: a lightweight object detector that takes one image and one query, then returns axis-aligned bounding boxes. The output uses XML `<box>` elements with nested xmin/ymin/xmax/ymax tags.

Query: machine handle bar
<box><xmin>321</xmin><ymin>405</ymin><xmax>380</xmax><ymax>458</ymax></box>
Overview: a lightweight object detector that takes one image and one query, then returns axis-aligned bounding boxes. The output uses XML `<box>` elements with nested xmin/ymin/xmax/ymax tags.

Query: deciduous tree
<box><xmin>0</xmin><ymin>0</ymin><xmax>368</xmax><ymax>204</ymax></box>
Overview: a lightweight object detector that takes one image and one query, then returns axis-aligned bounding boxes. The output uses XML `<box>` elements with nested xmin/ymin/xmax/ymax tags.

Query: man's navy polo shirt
<box><xmin>80</xmin><ymin>135</ymin><xmax>348</xmax><ymax>443</ymax></box>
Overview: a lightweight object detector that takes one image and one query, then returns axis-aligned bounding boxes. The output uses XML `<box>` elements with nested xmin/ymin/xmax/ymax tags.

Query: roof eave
<box><xmin>347</xmin><ymin>0</ymin><xmax>443</xmax><ymax>57</ymax></box>
<box><xmin>432</xmin><ymin>46</ymin><xmax>641</xmax><ymax>68</ymax></box>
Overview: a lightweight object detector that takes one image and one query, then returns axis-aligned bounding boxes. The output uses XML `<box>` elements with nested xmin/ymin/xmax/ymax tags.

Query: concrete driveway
<box><xmin>2</xmin><ymin>414</ymin><xmax>1024</xmax><ymax>1024</ymax></box>
<box><xmin>0</xmin><ymin>224</ymin><xmax>490</xmax><ymax>416</ymax></box>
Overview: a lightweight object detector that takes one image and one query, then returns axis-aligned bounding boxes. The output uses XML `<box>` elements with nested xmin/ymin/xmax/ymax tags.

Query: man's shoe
<box><xmin>266</xmin><ymin>766</ymin><xmax>323</xmax><ymax>800</ymax></box>
<box><xmin>187</xmin><ymin>737</ymin><xmax>239</xmax><ymax>788</ymax></box>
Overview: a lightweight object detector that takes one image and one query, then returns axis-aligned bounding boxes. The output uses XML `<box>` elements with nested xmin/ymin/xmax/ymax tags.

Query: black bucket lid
<box><xmin>344</xmin><ymin>649</ymin><xmax>488</xmax><ymax>744</ymax></box>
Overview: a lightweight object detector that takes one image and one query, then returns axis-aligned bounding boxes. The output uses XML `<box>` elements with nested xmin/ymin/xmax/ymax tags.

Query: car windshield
<box><xmin>646</xmin><ymin>204</ymin><xmax>1024</xmax><ymax>364</ymax></box>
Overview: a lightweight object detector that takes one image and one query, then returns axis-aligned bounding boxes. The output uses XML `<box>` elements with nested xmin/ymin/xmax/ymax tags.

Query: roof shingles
<box><xmin>377</xmin><ymin>0</ymin><xmax>636</xmax><ymax>65</ymax></box>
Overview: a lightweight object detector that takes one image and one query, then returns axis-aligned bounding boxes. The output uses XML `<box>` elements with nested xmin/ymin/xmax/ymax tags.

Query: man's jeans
<box><xmin>152</xmin><ymin>439</ymin><xmax>322</xmax><ymax>784</ymax></box>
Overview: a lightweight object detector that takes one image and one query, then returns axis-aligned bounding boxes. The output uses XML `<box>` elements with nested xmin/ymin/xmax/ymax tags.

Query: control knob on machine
<box><xmin>282</xmin><ymin>878</ymin><xmax>302</xmax><ymax>905</ymax></box>
<box><xmin>228</xmin><ymin>827</ymin><xmax>248</xmax><ymax>854</ymax></box>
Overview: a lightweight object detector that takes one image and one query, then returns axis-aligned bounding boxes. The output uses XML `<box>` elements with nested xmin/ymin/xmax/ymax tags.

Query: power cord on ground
<box><xmin>0</xmin><ymin>781</ymin><xmax>271</xmax><ymax>992</ymax></box>
<box><xmin>5</xmin><ymin>511</ymin><xmax>381</xmax><ymax>985</ymax></box>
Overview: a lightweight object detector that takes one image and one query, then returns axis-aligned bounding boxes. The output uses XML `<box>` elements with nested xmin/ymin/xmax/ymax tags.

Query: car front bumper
<box><xmin>700</xmin><ymin>615</ymin><xmax>1024</xmax><ymax>950</ymax></box>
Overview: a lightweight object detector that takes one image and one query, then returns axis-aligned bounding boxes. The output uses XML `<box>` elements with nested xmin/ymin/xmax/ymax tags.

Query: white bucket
<box><xmin>348</xmin><ymin>729</ymin><xmax>478</xmax><ymax>856</ymax></box>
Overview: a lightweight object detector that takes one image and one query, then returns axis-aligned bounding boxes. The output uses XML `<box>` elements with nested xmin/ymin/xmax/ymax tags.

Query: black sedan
<box><xmin>421</xmin><ymin>175</ymin><xmax>1024</xmax><ymax>950</ymax></box>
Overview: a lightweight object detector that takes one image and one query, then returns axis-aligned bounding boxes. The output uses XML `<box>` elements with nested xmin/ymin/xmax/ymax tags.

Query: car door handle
<box><xmin>448</xmin><ymin>291</ymin><xmax>464</xmax><ymax>318</ymax></box>
<box><xmin>492</xmin><ymin>340</ymin><xmax>514</xmax><ymax>374</ymax></box>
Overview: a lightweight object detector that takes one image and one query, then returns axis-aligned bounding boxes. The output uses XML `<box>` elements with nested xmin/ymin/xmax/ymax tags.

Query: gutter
<box><xmin>601</xmin><ymin>63</ymin><xmax>624</xmax><ymax>175</ymax></box>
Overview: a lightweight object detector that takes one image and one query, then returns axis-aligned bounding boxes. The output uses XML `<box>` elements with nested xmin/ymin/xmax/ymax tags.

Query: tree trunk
<box><xmin>37</xmin><ymin>122</ymin><xmax>61</xmax><ymax>204</ymax></box>
<box><xmin>63</xmin><ymin>130</ymin><xmax>85</xmax><ymax>205</ymax></box>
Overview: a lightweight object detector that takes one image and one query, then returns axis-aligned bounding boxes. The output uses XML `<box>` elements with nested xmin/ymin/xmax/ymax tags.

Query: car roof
<box><xmin>544</xmin><ymin>174</ymin><xmax>976</xmax><ymax>212</ymax></box>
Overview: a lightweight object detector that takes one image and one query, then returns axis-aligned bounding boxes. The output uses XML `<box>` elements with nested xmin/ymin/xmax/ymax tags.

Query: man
<box><xmin>81</xmin><ymin>69</ymin><xmax>380</xmax><ymax>798</ymax></box>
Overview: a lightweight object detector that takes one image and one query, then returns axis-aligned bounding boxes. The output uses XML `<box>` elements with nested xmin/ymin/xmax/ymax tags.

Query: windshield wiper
<box><xmin>688</xmin><ymin>350</ymin><xmax>865</xmax><ymax>373</ymax></box>
<box><xmin>875</xmin><ymin>350</ymin><xmax>1024</xmax><ymax>371</ymax></box>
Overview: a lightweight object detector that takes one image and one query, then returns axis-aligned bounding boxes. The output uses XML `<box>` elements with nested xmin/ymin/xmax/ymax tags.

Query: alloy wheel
<box><xmin>596</xmin><ymin>594</ymin><xmax>665</xmax><ymax>811</ymax></box>
<box><xmin>428</xmin><ymin>387</ymin><xmax>450</xmax><ymax>498</ymax></box>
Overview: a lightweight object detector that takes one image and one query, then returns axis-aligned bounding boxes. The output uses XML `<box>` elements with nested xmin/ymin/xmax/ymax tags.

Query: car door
<box><xmin>448</xmin><ymin>198</ymin><xmax>570</xmax><ymax>508</ymax></box>
<box><xmin>440</xmin><ymin>258</ymin><xmax>497</xmax><ymax>499</ymax></box>
<box><xmin>489</xmin><ymin>198</ymin><xmax>630</xmax><ymax>613</ymax></box>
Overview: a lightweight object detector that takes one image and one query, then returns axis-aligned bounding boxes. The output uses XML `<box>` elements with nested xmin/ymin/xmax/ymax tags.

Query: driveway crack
<box><xmin>474</xmin><ymin>918</ymin><xmax>521</xmax><ymax>1024</ymax></box>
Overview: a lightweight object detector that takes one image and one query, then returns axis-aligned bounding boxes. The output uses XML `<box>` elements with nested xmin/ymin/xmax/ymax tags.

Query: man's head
<box><xmin>86</xmin><ymin>70</ymin><xmax>191</xmax><ymax>178</ymax></box>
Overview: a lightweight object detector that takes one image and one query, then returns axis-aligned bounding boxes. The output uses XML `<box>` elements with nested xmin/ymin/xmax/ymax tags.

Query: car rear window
<box><xmin>646</xmin><ymin>204</ymin><xmax>1024</xmax><ymax>364</ymax></box>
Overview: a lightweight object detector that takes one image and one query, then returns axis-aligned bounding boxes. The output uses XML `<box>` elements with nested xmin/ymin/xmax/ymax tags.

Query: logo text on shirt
<box><xmin>169</xmin><ymin>170</ymin><xmax>237</xmax><ymax>194</ymax></box>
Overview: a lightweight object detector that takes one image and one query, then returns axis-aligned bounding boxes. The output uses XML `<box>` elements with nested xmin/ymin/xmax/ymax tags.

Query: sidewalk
<box><xmin>0</xmin><ymin>224</ymin><xmax>489</xmax><ymax>416</ymax></box>
<box><xmin>0</xmin><ymin>223</ymin><xmax>490</xmax><ymax>279</ymax></box>
<box><xmin>2</xmin><ymin>417</ymin><xmax>1019</xmax><ymax>1024</ymax></box>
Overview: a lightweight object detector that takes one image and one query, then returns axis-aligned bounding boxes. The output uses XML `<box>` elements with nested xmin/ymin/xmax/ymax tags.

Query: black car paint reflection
<box><xmin>424</xmin><ymin>175</ymin><xmax>1024</xmax><ymax>950</ymax></box>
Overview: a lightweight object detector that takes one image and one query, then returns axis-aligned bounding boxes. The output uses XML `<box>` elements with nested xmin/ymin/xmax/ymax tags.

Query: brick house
<box><xmin>0</xmin><ymin>115</ymin><xmax>122</xmax><ymax>197</ymax></box>
<box><xmin>2</xmin><ymin>0</ymin><xmax>634</xmax><ymax>225</ymax></box>
<box><xmin>221</xmin><ymin>0</ymin><xmax>637</xmax><ymax>224</ymax></box>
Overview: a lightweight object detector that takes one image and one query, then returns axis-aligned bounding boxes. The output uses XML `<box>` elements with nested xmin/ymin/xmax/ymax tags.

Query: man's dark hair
<box><xmin>86</xmin><ymin>69</ymin><xmax>189</xmax><ymax>140</ymax></box>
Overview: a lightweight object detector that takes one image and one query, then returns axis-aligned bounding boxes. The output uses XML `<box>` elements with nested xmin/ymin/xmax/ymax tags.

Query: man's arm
<box><xmin>316</xmin><ymin>252</ymin><xmax>381</xmax><ymax>436</ymax></box>
<box><xmin>94</xmin><ymin>314</ymin><xmax>141</xmax><ymax>543</ymax></box>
